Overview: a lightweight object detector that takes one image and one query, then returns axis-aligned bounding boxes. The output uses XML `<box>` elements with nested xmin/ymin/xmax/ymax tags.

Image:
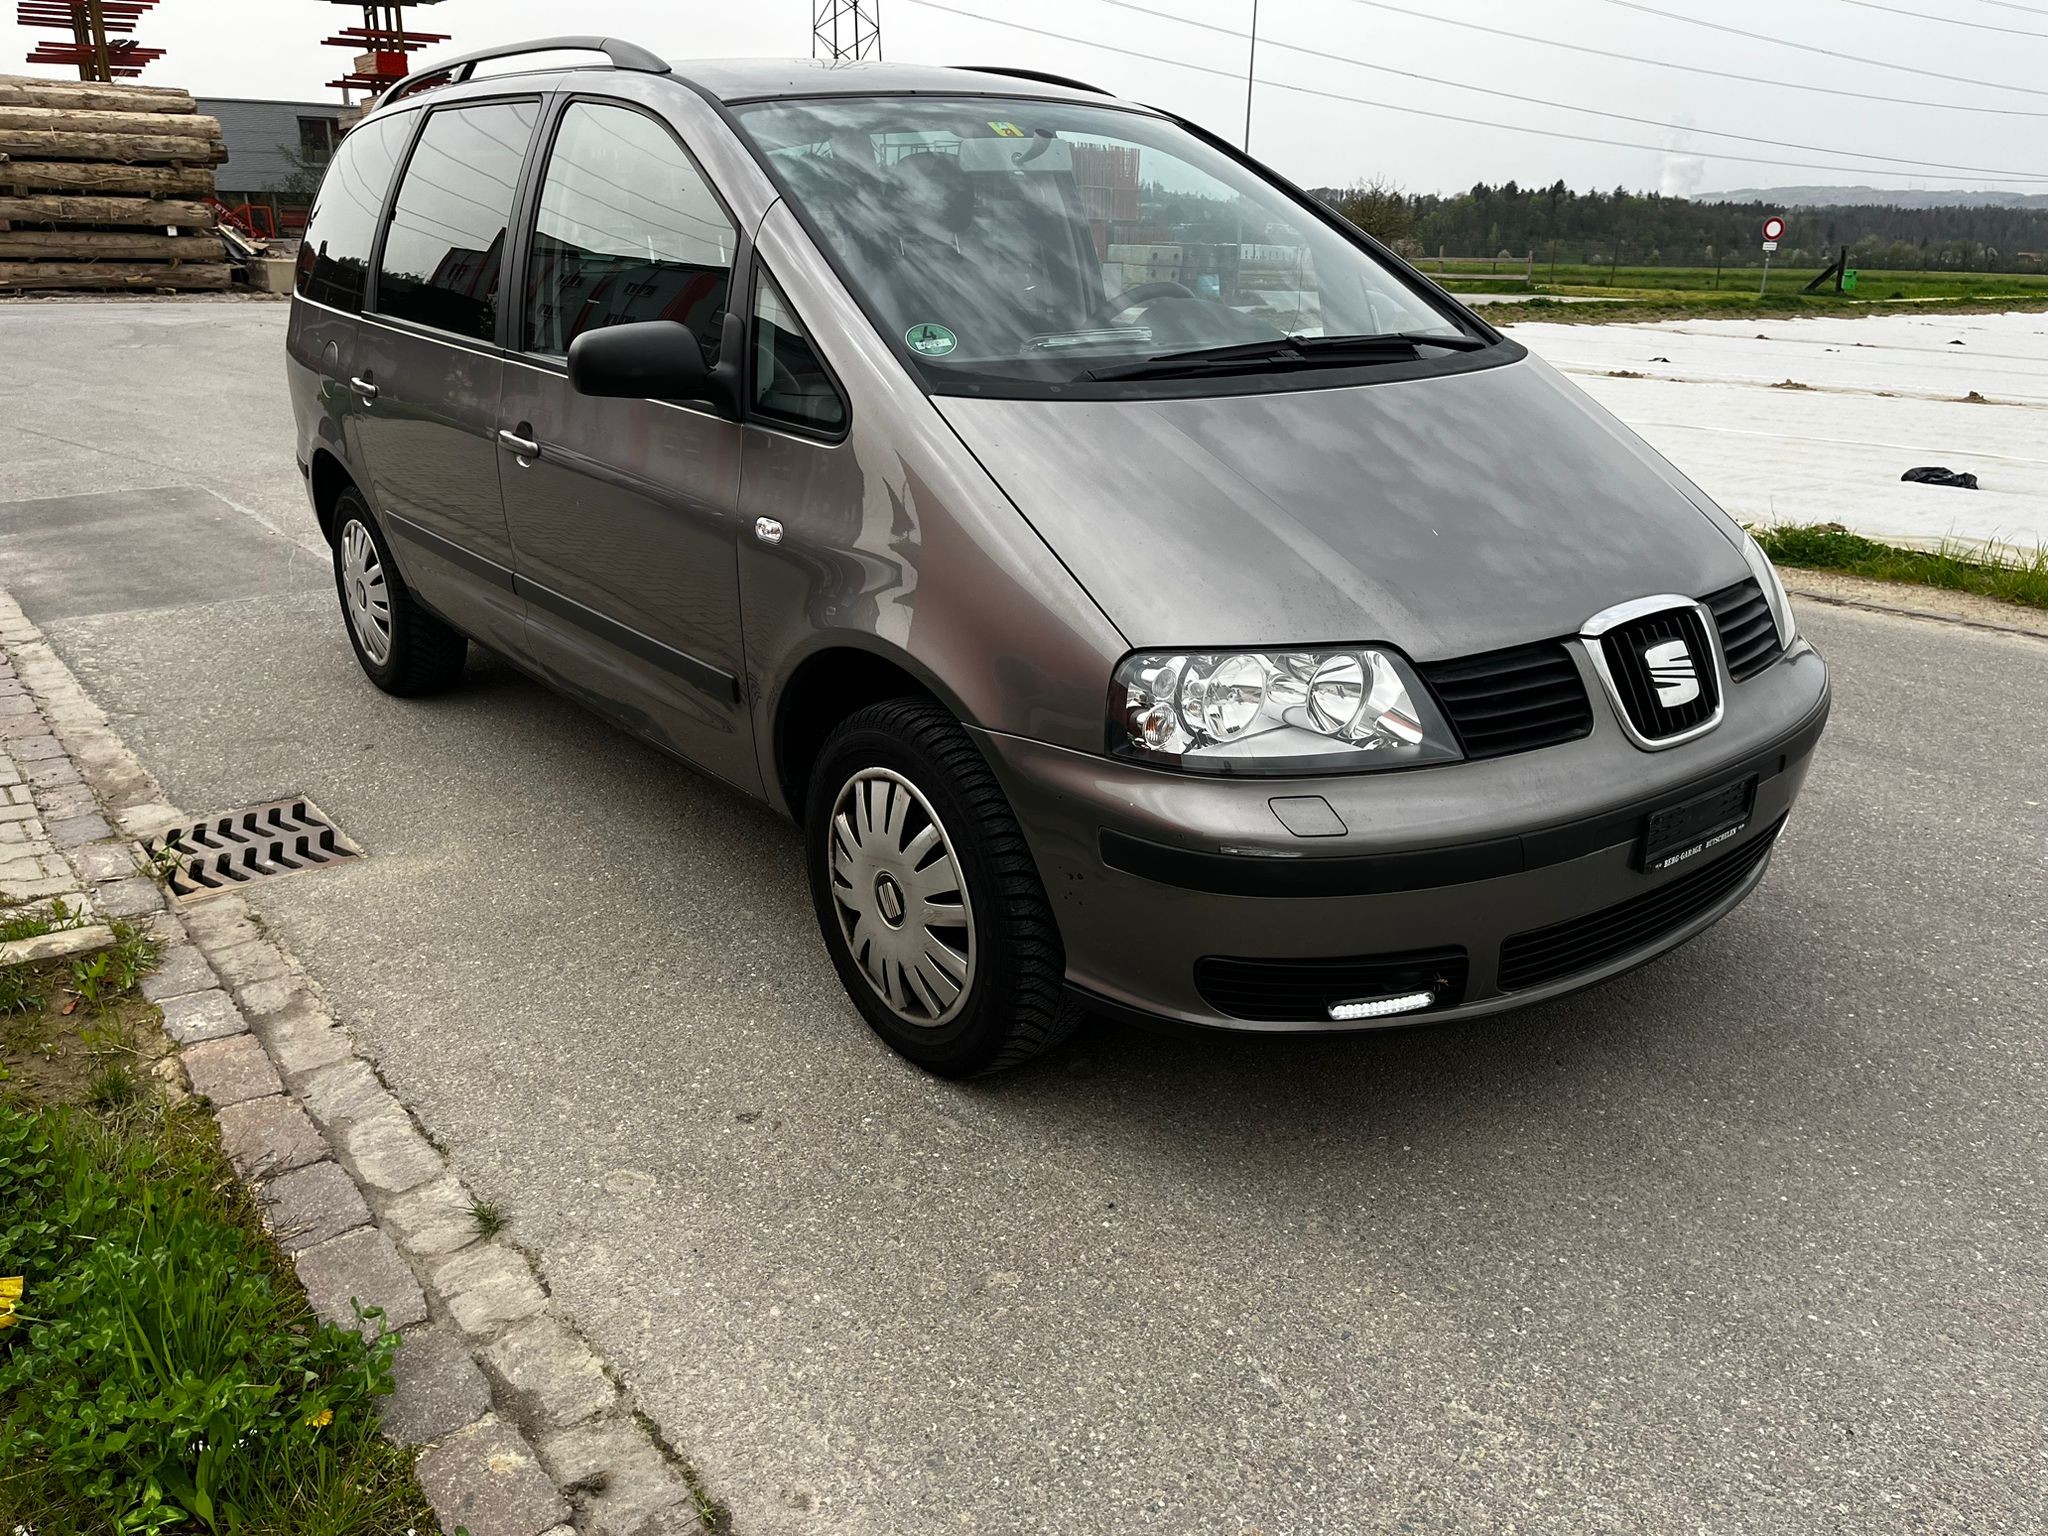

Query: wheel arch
<box><xmin>769</xmin><ymin>641</ymin><xmax>967</xmax><ymax>824</ymax></box>
<box><xmin>308</xmin><ymin>448</ymin><xmax>359</xmax><ymax>546</ymax></box>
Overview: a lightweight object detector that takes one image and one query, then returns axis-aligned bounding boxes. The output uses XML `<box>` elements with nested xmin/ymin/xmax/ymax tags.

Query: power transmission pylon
<box><xmin>813</xmin><ymin>0</ymin><xmax>881</xmax><ymax>61</ymax></box>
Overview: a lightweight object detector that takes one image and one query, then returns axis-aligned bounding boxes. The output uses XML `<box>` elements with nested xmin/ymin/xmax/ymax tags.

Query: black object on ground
<box><xmin>1901</xmin><ymin>466</ymin><xmax>1979</xmax><ymax>489</ymax></box>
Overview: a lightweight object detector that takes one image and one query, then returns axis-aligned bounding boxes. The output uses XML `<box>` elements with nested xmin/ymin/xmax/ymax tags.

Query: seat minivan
<box><xmin>287</xmin><ymin>39</ymin><xmax>1829</xmax><ymax>1076</ymax></box>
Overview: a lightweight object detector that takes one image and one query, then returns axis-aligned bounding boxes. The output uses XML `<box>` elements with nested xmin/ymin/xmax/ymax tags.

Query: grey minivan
<box><xmin>287</xmin><ymin>38</ymin><xmax>1829</xmax><ymax>1076</ymax></box>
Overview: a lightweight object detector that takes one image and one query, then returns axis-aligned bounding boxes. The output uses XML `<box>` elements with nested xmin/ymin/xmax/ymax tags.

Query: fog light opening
<box><xmin>1326</xmin><ymin>989</ymin><xmax>1436</xmax><ymax>1022</ymax></box>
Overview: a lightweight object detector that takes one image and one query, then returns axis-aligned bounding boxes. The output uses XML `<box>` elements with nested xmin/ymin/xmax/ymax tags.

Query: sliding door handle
<box><xmin>497</xmin><ymin>429</ymin><xmax>540</xmax><ymax>460</ymax></box>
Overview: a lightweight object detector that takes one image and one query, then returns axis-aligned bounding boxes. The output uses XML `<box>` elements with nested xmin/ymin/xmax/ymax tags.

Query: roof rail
<box><xmin>954</xmin><ymin>66</ymin><xmax>1109</xmax><ymax>96</ymax></box>
<box><xmin>375</xmin><ymin>36</ymin><xmax>670</xmax><ymax>111</ymax></box>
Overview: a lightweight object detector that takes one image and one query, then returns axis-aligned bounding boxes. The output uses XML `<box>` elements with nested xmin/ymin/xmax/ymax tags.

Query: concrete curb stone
<box><xmin>432</xmin><ymin>1241</ymin><xmax>552</xmax><ymax>1337</ymax></box>
<box><xmin>180</xmin><ymin>1033</ymin><xmax>284</xmax><ymax>1107</ymax></box>
<box><xmin>417</xmin><ymin>1417</ymin><xmax>571</xmax><ymax>1536</ymax></box>
<box><xmin>482</xmin><ymin>1315</ymin><xmax>622</xmax><ymax>1430</ymax></box>
<box><xmin>216</xmin><ymin>1093</ymin><xmax>327</xmax><ymax>1180</ymax></box>
<box><xmin>140</xmin><ymin>941</ymin><xmax>219</xmax><ymax>1002</ymax></box>
<box><xmin>295</xmin><ymin>1225</ymin><xmax>430</xmax><ymax>1339</ymax></box>
<box><xmin>1</xmin><ymin>590</ymin><xmax>720</xmax><ymax>1535</ymax></box>
<box><xmin>157</xmin><ymin>986</ymin><xmax>247</xmax><ymax>1045</ymax></box>
<box><xmin>382</xmin><ymin>1324</ymin><xmax>495</xmax><ymax>1447</ymax></box>
<box><xmin>259</xmin><ymin>1159</ymin><xmax>373</xmax><ymax>1254</ymax></box>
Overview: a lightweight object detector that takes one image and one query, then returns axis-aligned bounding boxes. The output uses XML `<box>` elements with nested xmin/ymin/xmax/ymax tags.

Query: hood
<box><xmin>935</xmin><ymin>355</ymin><xmax>1749</xmax><ymax>663</ymax></box>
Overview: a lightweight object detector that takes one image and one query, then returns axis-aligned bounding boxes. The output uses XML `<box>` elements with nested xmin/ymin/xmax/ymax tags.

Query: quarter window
<box><xmin>376</xmin><ymin>100</ymin><xmax>538</xmax><ymax>342</ymax></box>
<box><xmin>525</xmin><ymin>102</ymin><xmax>736</xmax><ymax>361</ymax></box>
<box><xmin>295</xmin><ymin>111</ymin><xmax>411</xmax><ymax>313</ymax></box>
<box><xmin>751</xmin><ymin>269</ymin><xmax>846</xmax><ymax>433</ymax></box>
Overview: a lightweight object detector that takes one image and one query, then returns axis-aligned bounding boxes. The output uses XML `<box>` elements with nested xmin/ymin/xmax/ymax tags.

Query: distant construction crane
<box><xmin>317</xmin><ymin>0</ymin><xmax>452</xmax><ymax>104</ymax></box>
<box><xmin>18</xmin><ymin>0</ymin><xmax>165</xmax><ymax>80</ymax></box>
<box><xmin>814</xmin><ymin>0</ymin><xmax>881</xmax><ymax>61</ymax></box>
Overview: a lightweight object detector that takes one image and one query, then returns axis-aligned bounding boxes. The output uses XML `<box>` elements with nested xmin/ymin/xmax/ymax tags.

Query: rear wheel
<box><xmin>806</xmin><ymin>698</ymin><xmax>1083</xmax><ymax>1077</ymax></box>
<box><xmin>331</xmin><ymin>487</ymin><xmax>467</xmax><ymax>696</ymax></box>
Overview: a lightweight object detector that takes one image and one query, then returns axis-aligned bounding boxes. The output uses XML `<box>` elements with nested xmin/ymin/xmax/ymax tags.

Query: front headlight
<box><xmin>1739</xmin><ymin>527</ymin><xmax>1797</xmax><ymax>648</ymax></box>
<box><xmin>1110</xmin><ymin>647</ymin><xmax>1462</xmax><ymax>773</ymax></box>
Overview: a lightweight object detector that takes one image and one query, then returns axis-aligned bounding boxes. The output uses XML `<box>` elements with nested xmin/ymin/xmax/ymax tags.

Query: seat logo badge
<box><xmin>1644</xmin><ymin>638</ymin><xmax>1701</xmax><ymax>707</ymax></box>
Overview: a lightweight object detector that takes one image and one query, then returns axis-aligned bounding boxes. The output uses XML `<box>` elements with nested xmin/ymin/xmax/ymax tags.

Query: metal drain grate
<box><xmin>140</xmin><ymin>798</ymin><xmax>363</xmax><ymax>904</ymax></box>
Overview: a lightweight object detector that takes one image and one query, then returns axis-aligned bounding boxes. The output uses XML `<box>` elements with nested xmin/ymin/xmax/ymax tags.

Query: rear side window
<box><xmin>377</xmin><ymin>100</ymin><xmax>538</xmax><ymax>342</ymax></box>
<box><xmin>295</xmin><ymin>112</ymin><xmax>412</xmax><ymax>312</ymax></box>
<box><xmin>751</xmin><ymin>269</ymin><xmax>846</xmax><ymax>434</ymax></box>
<box><xmin>524</xmin><ymin>102</ymin><xmax>736</xmax><ymax>361</ymax></box>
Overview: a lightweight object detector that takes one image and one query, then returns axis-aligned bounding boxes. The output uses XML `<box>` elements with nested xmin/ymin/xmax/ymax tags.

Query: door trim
<box><xmin>384</xmin><ymin>509</ymin><xmax>516</xmax><ymax>592</ymax></box>
<box><xmin>384</xmin><ymin>510</ymin><xmax>741</xmax><ymax>703</ymax></box>
<box><xmin>515</xmin><ymin>573</ymin><xmax>742</xmax><ymax>704</ymax></box>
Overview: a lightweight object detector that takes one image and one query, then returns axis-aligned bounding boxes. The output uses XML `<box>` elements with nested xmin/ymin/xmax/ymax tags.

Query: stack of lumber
<box><xmin>0</xmin><ymin>73</ymin><xmax>229</xmax><ymax>292</ymax></box>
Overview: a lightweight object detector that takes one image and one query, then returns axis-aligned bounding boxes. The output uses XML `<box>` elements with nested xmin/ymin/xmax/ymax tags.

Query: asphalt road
<box><xmin>4</xmin><ymin>302</ymin><xmax>2044</xmax><ymax>1535</ymax></box>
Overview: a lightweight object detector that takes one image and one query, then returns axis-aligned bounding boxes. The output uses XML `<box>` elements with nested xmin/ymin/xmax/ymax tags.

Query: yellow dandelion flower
<box><xmin>0</xmin><ymin>1277</ymin><xmax>22</xmax><ymax>1331</ymax></box>
<box><xmin>307</xmin><ymin>1408</ymin><xmax>333</xmax><ymax>1429</ymax></box>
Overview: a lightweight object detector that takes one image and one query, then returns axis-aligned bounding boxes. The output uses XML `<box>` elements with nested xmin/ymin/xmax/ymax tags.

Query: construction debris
<box><xmin>0</xmin><ymin>72</ymin><xmax>230</xmax><ymax>293</ymax></box>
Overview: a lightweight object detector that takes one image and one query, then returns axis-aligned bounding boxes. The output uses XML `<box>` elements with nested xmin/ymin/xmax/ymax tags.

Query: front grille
<box><xmin>1591</xmin><ymin>605</ymin><xmax>1720</xmax><ymax>741</ymax></box>
<box><xmin>1195</xmin><ymin>947</ymin><xmax>1468</xmax><ymax>1023</ymax></box>
<box><xmin>1704</xmin><ymin>579</ymin><xmax>1785</xmax><ymax>682</ymax></box>
<box><xmin>1418</xmin><ymin>641</ymin><xmax>1594</xmax><ymax>761</ymax></box>
<box><xmin>1497</xmin><ymin>818</ymin><xmax>1782</xmax><ymax>990</ymax></box>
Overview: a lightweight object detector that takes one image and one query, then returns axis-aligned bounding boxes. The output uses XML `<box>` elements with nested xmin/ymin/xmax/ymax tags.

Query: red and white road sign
<box><xmin>1763</xmin><ymin>216</ymin><xmax>1786</xmax><ymax>242</ymax></box>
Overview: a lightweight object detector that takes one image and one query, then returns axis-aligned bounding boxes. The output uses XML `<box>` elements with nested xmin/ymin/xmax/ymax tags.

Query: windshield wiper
<box><xmin>1086</xmin><ymin>330</ymin><xmax>1488</xmax><ymax>382</ymax></box>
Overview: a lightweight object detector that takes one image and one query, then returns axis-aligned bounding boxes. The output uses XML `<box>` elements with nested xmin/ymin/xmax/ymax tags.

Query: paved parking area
<box><xmin>3</xmin><ymin>301</ymin><xmax>2044</xmax><ymax>1535</ymax></box>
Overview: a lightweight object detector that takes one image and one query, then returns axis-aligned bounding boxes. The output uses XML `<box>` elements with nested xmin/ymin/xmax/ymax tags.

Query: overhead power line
<box><xmin>1097</xmin><ymin>0</ymin><xmax>2048</xmax><ymax>181</ymax></box>
<box><xmin>905</xmin><ymin>0</ymin><xmax>2048</xmax><ymax>183</ymax></box>
<box><xmin>1972</xmin><ymin>0</ymin><xmax>2048</xmax><ymax>15</ymax></box>
<box><xmin>1838</xmin><ymin>0</ymin><xmax>2048</xmax><ymax>35</ymax></box>
<box><xmin>1336</xmin><ymin>0</ymin><xmax>2048</xmax><ymax>120</ymax></box>
<box><xmin>1598</xmin><ymin>0</ymin><xmax>2048</xmax><ymax>99</ymax></box>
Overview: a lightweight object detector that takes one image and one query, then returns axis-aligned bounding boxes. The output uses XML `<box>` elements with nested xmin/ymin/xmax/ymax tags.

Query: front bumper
<box><xmin>975</xmin><ymin>639</ymin><xmax>1829</xmax><ymax>1033</ymax></box>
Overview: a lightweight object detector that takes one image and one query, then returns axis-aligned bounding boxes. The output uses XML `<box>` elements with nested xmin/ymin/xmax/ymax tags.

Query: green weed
<box><xmin>1756</xmin><ymin>524</ymin><xmax>2048</xmax><ymax>612</ymax></box>
<box><xmin>0</xmin><ymin>1100</ymin><xmax>434</xmax><ymax>1534</ymax></box>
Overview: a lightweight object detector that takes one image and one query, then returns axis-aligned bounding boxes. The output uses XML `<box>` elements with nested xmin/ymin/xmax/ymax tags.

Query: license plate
<box><xmin>1639</xmin><ymin>776</ymin><xmax>1756</xmax><ymax>873</ymax></box>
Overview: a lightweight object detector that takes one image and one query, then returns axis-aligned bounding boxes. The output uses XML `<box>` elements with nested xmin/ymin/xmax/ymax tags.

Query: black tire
<box><xmin>805</xmin><ymin>698</ymin><xmax>1084</xmax><ymax>1077</ymax></box>
<box><xmin>330</xmin><ymin>487</ymin><xmax>467</xmax><ymax>696</ymax></box>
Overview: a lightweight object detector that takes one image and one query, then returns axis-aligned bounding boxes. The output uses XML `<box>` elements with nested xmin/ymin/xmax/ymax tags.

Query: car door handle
<box><xmin>497</xmin><ymin>429</ymin><xmax>540</xmax><ymax>460</ymax></box>
<box><xmin>349</xmin><ymin>376</ymin><xmax>379</xmax><ymax>402</ymax></box>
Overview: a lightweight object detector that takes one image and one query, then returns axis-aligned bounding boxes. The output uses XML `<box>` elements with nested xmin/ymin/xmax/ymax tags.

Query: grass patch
<box><xmin>0</xmin><ymin>932</ymin><xmax>439</xmax><ymax>1535</ymax></box>
<box><xmin>466</xmin><ymin>1200</ymin><xmax>506</xmax><ymax>1239</ymax></box>
<box><xmin>1755</xmin><ymin>524</ymin><xmax>2048</xmax><ymax>612</ymax></box>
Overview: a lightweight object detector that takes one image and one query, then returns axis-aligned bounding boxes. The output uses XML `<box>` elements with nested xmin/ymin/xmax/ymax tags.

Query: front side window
<box><xmin>751</xmin><ymin>269</ymin><xmax>846</xmax><ymax>433</ymax></box>
<box><xmin>377</xmin><ymin>100</ymin><xmax>538</xmax><ymax>342</ymax></box>
<box><xmin>731</xmin><ymin>96</ymin><xmax>1480</xmax><ymax>396</ymax></box>
<box><xmin>296</xmin><ymin>111</ymin><xmax>411</xmax><ymax>312</ymax></box>
<box><xmin>524</xmin><ymin>102</ymin><xmax>736</xmax><ymax>361</ymax></box>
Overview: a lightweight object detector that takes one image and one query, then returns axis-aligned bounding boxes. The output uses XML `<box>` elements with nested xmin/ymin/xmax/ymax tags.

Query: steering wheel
<box><xmin>1093</xmin><ymin>279</ymin><xmax>1197</xmax><ymax>322</ymax></box>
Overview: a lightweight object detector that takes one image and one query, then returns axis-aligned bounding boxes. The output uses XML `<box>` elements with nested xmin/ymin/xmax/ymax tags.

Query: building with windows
<box><xmin>199</xmin><ymin>97</ymin><xmax>352</xmax><ymax>233</ymax></box>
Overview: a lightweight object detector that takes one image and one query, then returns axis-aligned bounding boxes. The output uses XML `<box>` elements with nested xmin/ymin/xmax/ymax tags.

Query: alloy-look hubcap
<box><xmin>829</xmin><ymin>768</ymin><xmax>975</xmax><ymax>1028</ymax></box>
<box><xmin>340</xmin><ymin>519</ymin><xmax>393</xmax><ymax>665</ymax></box>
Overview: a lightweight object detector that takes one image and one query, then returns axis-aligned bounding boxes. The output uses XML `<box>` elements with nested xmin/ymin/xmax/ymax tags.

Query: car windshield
<box><xmin>730</xmin><ymin>95</ymin><xmax>1477</xmax><ymax>391</ymax></box>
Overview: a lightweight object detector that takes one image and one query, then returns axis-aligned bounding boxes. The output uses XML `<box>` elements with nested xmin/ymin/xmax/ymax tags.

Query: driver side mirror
<box><xmin>568</xmin><ymin>320</ymin><xmax>719</xmax><ymax>405</ymax></box>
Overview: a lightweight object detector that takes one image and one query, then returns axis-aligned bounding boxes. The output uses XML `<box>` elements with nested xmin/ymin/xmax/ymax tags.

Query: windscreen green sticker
<box><xmin>905</xmin><ymin>322</ymin><xmax>958</xmax><ymax>358</ymax></box>
<box><xmin>987</xmin><ymin>121</ymin><xmax>1025</xmax><ymax>137</ymax></box>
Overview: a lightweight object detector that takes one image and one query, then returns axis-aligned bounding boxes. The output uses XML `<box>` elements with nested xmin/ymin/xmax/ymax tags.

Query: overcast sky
<box><xmin>13</xmin><ymin>0</ymin><xmax>2048</xmax><ymax>197</ymax></box>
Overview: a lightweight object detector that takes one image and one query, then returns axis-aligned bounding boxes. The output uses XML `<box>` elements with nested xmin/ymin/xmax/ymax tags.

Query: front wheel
<box><xmin>805</xmin><ymin>699</ymin><xmax>1083</xmax><ymax>1077</ymax></box>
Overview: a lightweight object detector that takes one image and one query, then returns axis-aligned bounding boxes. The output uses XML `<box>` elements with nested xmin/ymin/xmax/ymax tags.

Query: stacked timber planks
<box><xmin>0</xmin><ymin>73</ymin><xmax>230</xmax><ymax>293</ymax></box>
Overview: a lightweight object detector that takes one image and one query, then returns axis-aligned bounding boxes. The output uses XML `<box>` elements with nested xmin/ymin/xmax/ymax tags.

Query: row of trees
<box><xmin>1320</xmin><ymin>180</ymin><xmax>2048</xmax><ymax>272</ymax></box>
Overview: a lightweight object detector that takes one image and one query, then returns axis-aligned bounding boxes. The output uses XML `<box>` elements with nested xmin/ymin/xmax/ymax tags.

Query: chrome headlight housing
<box><xmin>1738</xmin><ymin>526</ymin><xmax>1797</xmax><ymax>648</ymax></box>
<box><xmin>1111</xmin><ymin>647</ymin><xmax>1462</xmax><ymax>774</ymax></box>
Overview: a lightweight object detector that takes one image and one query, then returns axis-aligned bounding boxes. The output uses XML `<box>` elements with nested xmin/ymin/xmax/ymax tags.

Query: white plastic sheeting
<box><xmin>1505</xmin><ymin>311</ymin><xmax>2048</xmax><ymax>555</ymax></box>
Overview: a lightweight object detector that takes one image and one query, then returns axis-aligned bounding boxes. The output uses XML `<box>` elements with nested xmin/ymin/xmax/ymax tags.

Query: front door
<box><xmin>498</xmin><ymin>98</ymin><xmax>756</xmax><ymax>793</ymax></box>
<box><xmin>353</xmin><ymin>97</ymin><xmax>541</xmax><ymax>657</ymax></box>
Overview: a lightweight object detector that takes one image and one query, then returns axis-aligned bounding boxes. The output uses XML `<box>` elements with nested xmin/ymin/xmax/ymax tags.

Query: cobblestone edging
<box><xmin>0</xmin><ymin>590</ymin><xmax>712</xmax><ymax>1536</ymax></box>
